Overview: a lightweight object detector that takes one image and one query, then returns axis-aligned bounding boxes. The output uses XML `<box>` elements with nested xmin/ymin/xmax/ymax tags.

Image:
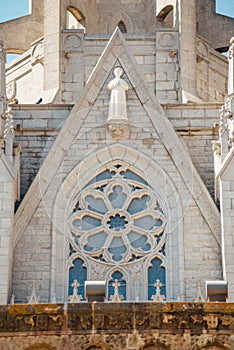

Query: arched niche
<box><xmin>51</xmin><ymin>144</ymin><xmax>184</xmax><ymax>303</ymax></box>
<box><xmin>66</xmin><ymin>6</ymin><xmax>86</xmax><ymax>31</ymax></box>
<box><xmin>156</xmin><ymin>5</ymin><xmax>174</xmax><ymax>28</ymax></box>
<box><xmin>108</xmin><ymin>11</ymin><xmax>133</xmax><ymax>33</ymax></box>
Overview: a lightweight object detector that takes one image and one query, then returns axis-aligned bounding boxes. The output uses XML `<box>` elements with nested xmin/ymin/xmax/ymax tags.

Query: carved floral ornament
<box><xmin>68</xmin><ymin>162</ymin><xmax>167</xmax><ymax>265</ymax></box>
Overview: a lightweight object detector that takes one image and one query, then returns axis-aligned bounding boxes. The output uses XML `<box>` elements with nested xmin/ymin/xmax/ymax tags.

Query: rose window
<box><xmin>69</xmin><ymin>163</ymin><xmax>167</xmax><ymax>265</ymax></box>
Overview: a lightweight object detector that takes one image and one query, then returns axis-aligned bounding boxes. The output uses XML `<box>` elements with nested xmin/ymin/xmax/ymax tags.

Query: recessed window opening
<box><xmin>118</xmin><ymin>20</ymin><xmax>127</xmax><ymax>33</ymax></box>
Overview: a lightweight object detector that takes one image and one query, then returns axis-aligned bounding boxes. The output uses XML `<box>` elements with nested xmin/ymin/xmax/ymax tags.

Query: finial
<box><xmin>110</xmin><ymin>279</ymin><xmax>123</xmax><ymax>302</ymax></box>
<box><xmin>28</xmin><ymin>281</ymin><xmax>40</xmax><ymax>304</ymax></box>
<box><xmin>151</xmin><ymin>279</ymin><xmax>165</xmax><ymax>302</ymax></box>
<box><xmin>51</xmin><ymin>294</ymin><xmax>57</xmax><ymax>303</ymax></box>
<box><xmin>4</xmin><ymin>106</ymin><xmax>14</xmax><ymax>139</ymax></box>
<box><xmin>10</xmin><ymin>293</ymin><xmax>15</xmax><ymax>305</ymax></box>
<box><xmin>195</xmin><ymin>282</ymin><xmax>205</xmax><ymax>302</ymax></box>
<box><xmin>68</xmin><ymin>279</ymin><xmax>82</xmax><ymax>303</ymax></box>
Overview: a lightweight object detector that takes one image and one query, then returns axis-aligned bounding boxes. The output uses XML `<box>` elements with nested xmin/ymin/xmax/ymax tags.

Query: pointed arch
<box><xmin>51</xmin><ymin>144</ymin><xmax>184</xmax><ymax>302</ymax></box>
<box><xmin>108</xmin><ymin>11</ymin><xmax>133</xmax><ymax>33</ymax></box>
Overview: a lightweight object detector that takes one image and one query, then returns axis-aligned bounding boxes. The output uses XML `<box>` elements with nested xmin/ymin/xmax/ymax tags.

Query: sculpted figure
<box><xmin>107</xmin><ymin>67</ymin><xmax>129</xmax><ymax>121</ymax></box>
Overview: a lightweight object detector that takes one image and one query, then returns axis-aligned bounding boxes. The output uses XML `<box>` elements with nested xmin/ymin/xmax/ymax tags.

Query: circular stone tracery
<box><xmin>69</xmin><ymin>164</ymin><xmax>167</xmax><ymax>264</ymax></box>
<box><xmin>107</xmin><ymin>213</ymin><xmax>128</xmax><ymax>231</ymax></box>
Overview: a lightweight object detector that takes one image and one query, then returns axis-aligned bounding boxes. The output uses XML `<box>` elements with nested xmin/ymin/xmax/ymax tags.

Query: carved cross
<box><xmin>110</xmin><ymin>279</ymin><xmax>123</xmax><ymax>302</ymax></box>
<box><xmin>151</xmin><ymin>279</ymin><xmax>165</xmax><ymax>302</ymax></box>
<box><xmin>69</xmin><ymin>279</ymin><xmax>82</xmax><ymax>303</ymax></box>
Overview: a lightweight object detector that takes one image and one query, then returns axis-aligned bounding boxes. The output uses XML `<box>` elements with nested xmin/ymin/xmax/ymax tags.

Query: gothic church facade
<box><xmin>0</xmin><ymin>1</ymin><xmax>234</xmax><ymax>349</ymax></box>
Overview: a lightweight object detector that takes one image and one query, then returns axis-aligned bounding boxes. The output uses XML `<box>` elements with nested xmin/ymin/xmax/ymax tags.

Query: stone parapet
<box><xmin>0</xmin><ymin>302</ymin><xmax>233</xmax><ymax>349</ymax></box>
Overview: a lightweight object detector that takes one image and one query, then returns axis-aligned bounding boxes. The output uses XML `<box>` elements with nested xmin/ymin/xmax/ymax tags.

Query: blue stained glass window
<box><xmin>69</xmin><ymin>258</ymin><xmax>87</xmax><ymax>300</ymax></box>
<box><xmin>148</xmin><ymin>258</ymin><xmax>166</xmax><ymax>300</ymax></box>
<box><xmin>108</xmin><ymin>271</ymin><xmax>126</xmax><ymax>300</ymax></box>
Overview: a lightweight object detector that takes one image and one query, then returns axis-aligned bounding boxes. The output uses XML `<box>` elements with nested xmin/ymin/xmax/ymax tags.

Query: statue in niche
<box><xmin>107</xmin><ymin>67</ymin><xmax>129</xmax><ymax>139</ymax></box>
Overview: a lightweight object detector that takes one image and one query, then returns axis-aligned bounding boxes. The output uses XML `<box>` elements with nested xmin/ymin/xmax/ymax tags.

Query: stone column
<box><xmin>217</xmin><ymin>38</ymin><xmax>234</xmax><ymax>301</ymax></box>
<box><xmin>0</xmin><ymin>40</ymin><xmax>6</xmax><ymax>137</ymax></box>
<box><xmin>228</xmin><ymin>37</ymin><xmax>234</xmax><ymax>96</ymax></box>
<box><xmin>43</xmin><ymin>0</ymin><xmax>62</xmax><ymax>102</ymax></box>
<box><xmin>0</xmin><ymin>147</ymin><xmax>15</xmax><ymax>304</ymax></box>
<box><xmin>178</xmin><ymin>0</ymin><xmax>198</xmax><ymax>102</ymax></box>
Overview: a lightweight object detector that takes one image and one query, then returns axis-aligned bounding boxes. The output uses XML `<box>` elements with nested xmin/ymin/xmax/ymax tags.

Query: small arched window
<box><xmin>69</xmin><ymin>257</ymin><xmax>87</xmax><ymax>300</ymax></box>
<box><xmin>148</xmin><ymin>257</ymin><xmax>166</xmax><ymax>300</ymax></box>
<box><xmin>118</xmin><ymin>20</ymin><xmax>127</xmax><ymax>33</ymax></box>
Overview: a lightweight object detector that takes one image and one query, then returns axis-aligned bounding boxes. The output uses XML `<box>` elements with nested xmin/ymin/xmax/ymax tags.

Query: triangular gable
<box><xmin>14</xmin><ymin>28</ymin><xmax>220</xmax><ymax>246</ymax></box>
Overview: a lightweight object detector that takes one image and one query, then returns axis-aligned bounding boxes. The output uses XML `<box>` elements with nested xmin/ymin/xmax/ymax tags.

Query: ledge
<box><xmin>0</xmin><ymin>302</ymin><xmax>233</xmax><ymax>335</ymax></box>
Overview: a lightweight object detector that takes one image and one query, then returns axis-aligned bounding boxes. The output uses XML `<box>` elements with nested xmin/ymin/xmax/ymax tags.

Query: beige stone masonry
<box><xmin>14</xmin><ymin>27</ymin><xmax>220</xmax><ymax>254</ymax></box>
<box><xmin>0</xmin><ymin>153</ymin><xmax>15</xmax><ymax>303</ymax></box>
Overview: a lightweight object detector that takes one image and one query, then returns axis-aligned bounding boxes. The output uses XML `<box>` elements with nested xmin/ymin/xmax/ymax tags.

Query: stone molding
<box><xmin>51</xmin><ymin>146</ymin><xmax>183</xmax><ymax>301</ymax></box>
<box><xmin>0</xmin><ymin>303</ymin><xmax>234</xmax><ymax>350</ymax></box>
<box><xmin>14</xmin><ymin>27</ymin><xmax>221</xmax><ymax>251</ymax></box>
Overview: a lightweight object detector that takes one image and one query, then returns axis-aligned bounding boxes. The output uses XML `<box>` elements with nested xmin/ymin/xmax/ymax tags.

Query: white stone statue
<box><xmin>107</xmin><ymin>67</ymin><xmax>129</xmax><ymax>122</ymax></box>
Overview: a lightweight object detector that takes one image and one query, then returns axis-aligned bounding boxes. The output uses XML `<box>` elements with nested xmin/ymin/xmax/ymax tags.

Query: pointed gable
<box><xmin>14</xmin><ymin>28</ymin><xmax>220</xmax><ymax>248</ymax></box>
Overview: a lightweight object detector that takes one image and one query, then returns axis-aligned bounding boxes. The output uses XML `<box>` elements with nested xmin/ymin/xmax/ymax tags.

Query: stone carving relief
<box><xmin>203</xmin><ymin>315</ymin><xmax>219</xmax><ymax>330</ymax></box>
<box><xmin>6</xmin><ymin>81</ymin><xmax>16</xmax><ymax>100</ymax></box>
<box><xmin>197</xmin><ymin>39</ymin><xmax>209</xmax><ymax>61</ymax></box>
<box><xmin>158</xmin><ymin>33</ymin><xmax>175</xmax><ymax>48</ymax></box>
<box><xmin>69</xmin><ymin>162</ymin><xmax>166</xmax><ymax>265</ymax></box>
<box><xmin>228</xmin><ymin>37</ymin><xmax>234</xmax><ymax>60</ymax></box>
<box><xmin>64</xmin><ymin>34</ymin><xmax>83</xmax><ymax>51</ymax></box>
<box><xmin>31</xmin><ymin>39</ymin><xmax>44</xmax><ymax>65</ymax></box>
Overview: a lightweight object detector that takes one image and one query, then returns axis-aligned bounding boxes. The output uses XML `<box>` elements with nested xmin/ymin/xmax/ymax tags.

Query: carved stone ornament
<box><xmin>158</xmin><ymin>33</ymin><xmax>175</xmax><ymax>48</ymax></box>
<box><xmin>68</xmin><ymin>279</ymin><xmax>82</xmax><ymax>303</ymax></box>
<box><xmin>228</xmin><ymin>37</ymin><xmax>234</xmax><ymax>60</ymax></box>
<box><xmin>225</xmin><ymin>93</ymin><xmax>234</xmax><ymax>116</ymax></box>
<box><xmin>196</xmin><ymin>39</ymin><xmax>209</xmax><ymax>60</ymax></box>
<box><xmin>4</xmin><ymin>106</ymin><xmax>15</xmax><ymax>139</ymax></box>
<box><xmin>107</xmin><ymin>67</ymin><xmax>130</xmax><ymax>139</ymax></box>
<box><xmin>203</xmin><ymin>314</ymin><xmax>219</xmax><ymax>330</ymax></box>
<box><xmin>31</xmin><ymin>39</ymin><xmax>44</xmax><ymax>65</ymax></box>
<box><xmin>64</xmin><ymin>34</ymin><xmax>83</xmax><ymax>51</ymax></box>
<box><xmin>6</xmin><ymin>81</ymin><xmax>16</xmax><ymax>100</ymax></box>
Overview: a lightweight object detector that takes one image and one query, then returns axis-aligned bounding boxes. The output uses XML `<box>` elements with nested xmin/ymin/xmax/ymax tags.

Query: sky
<box><xmin>0</xmin><ymin>0</ymin><xmax>233</xmax><ymax>23</ymax></box>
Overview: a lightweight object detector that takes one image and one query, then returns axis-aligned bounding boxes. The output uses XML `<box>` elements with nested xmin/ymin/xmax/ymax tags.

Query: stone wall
<box><xmin>196</xmin><ymin>36</ymin><xmax>228</xmax><ymax>102</ymax></box>
<box><xmin>6</xmin><ymin>32</ymin><xmax>228</xmax><ymax>106</ymax></box>
<box><xmin>13</xmin><ymin>105</ymin><xmax>72</xmax><ymax>202</ymax></box>
<box><xmin>196</xmin><ymin>0</ymin><xmax>234</xmax><ymax>51</ymax></box>
<box><xmin>0</xmin><ymin>154</ymin><xmax>14</xmax><ymax>304</ymax></box>
<box><xmin>13</xmin><ymin>103</ymin><xmax>220</xmax><ymax>203</ymax></box>
<box><xmin>11</xmin><ymin>68</ymin><xmax>222</xmax><ymax>303</ymax></box>
<box><xmin>0</xmin><ymin>303</ymin><xmax>233</xmax><ymax>350</ymax></box>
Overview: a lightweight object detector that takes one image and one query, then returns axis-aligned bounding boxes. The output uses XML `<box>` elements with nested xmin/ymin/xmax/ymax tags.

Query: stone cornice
<box><xmin>0</xmin><ymin>302</ymin><xmax>234</xmax><ymax>335</ymax></box>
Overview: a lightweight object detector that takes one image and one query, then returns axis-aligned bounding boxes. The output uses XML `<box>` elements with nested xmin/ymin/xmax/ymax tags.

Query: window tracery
<box><xmin>68</xmin><ymin>162</ymin><xmax>167</xmax><ymax>300</ymax></box>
